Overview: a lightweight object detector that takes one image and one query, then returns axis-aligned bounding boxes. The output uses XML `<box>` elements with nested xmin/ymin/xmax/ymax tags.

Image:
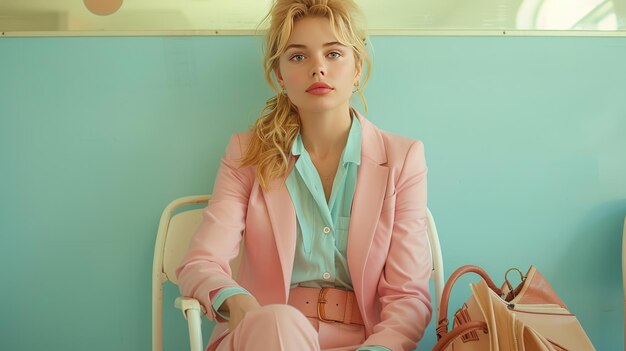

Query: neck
<box><xmin>299</xmin><ymin>105</ymin><xmax>353</xmax><ymax>159</ymax></box>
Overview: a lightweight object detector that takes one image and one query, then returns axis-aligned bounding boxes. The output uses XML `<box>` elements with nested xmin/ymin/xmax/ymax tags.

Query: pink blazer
<box><xmin>176</xmin><ymin>112</ymin><xmax>432</xmax><ymax>351</ymax></box>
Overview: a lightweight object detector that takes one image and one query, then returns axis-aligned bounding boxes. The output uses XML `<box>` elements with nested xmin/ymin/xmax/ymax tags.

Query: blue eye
<box><xmin>290</xmin><ymin>54</ymin><xmax>305</xmax><ymax>62</ymax></box>
<box><xmin>328</xmin><ymin>51</ymin><xmax>342</xmax><ymax>58</ymax></box>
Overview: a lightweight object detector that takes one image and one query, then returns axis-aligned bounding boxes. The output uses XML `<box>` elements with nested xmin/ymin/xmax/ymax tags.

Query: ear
<box><xmin>354</xmin><ymin>60</ymin><xmax>363</xmax><ymax>83</ymax></box>
<box><xmin>274</xmin><ymin>68</ymin><xmax>283</xmax><ymax>85</ymax></box>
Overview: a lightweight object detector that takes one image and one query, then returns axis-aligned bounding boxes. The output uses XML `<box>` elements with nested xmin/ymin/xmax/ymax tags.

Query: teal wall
<box><xmin>1</xmin><ymin>35</ymin><xmax>624</xmax><ymax>350</ymax></box>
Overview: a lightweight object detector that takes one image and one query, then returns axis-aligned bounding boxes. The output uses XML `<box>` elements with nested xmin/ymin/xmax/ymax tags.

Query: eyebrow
<box><xmin>284</xmin><ymin>41</ymin><xmax>347</xmax><ymax>51</ymax></box>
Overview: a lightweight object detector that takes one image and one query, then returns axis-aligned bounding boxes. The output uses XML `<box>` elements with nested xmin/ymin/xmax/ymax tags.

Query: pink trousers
<box><xmin>213</xmin><ymin>304</ymin><xmax>366</xmax><ymax>351</ymax></box>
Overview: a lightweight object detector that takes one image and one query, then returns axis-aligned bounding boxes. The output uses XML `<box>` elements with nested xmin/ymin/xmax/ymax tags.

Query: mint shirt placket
<box><xmin>286</xmin><ymin>116</ymin><xmax>361</xmax><ymax>290</ymax></box>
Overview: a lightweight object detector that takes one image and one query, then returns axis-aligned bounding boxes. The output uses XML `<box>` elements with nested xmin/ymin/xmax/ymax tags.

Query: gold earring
<box><xmin>352</xmin><ymin>81</ymin><xmax>360</xmax><ymax>94</ymax></box>
<box><xmin>352</xmin><ymin>81</ymin><xmax>367</xmax><ymax>112</ymax></box>
<box><xmin>276</xmin><ymin>85</ymin><xmax>285</xmax><ymax>96</ymax></box>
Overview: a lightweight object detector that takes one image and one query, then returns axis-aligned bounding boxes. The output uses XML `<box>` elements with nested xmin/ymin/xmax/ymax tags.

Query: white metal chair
<box><xmin>426</xmin><ymin>207</ymin><xmax>445</xmax><ymax>319</ymax></box>
<box><xmin>152</xmin><ymin>194</ymin><xmax>444</xmax><ymax>351</ymax></box>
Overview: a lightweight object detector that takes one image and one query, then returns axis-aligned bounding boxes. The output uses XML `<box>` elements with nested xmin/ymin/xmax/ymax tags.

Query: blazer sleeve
<box><xmin>175</xmin><ymin>133</ymin><xmax>254</xmax><ymax>321</ymax></box>
<box><xmin>363</xmin><ymin>140</ymin><xmax>433</xmax><ymax>350</ymax></box>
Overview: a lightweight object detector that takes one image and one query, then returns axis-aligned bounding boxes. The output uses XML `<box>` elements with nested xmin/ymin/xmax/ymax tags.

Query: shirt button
<box><xmin>322</xmin><ymin>272</ymin><xmax>331</xmax><ymax>280</ymax></box>
<box><xmin>322</xmin><ymin>226</ymin><xmax>331</xmax><ymax>234</ymax></box>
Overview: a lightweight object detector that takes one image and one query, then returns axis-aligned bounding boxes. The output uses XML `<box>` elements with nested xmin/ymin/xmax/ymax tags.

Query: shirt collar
<box><xmin>290</xmin><ymin>112</ymin><xmax>362</xmax><ymax>166</ymax></box>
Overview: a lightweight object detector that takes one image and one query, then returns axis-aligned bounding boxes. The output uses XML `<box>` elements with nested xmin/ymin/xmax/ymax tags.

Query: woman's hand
<box><xmin>221</xmin><ymin>294</ymin><xmax>262</xmax><ymax>331</ymax></box>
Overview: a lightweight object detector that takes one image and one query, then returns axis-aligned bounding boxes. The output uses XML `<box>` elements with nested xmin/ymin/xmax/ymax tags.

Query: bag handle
<box><xmin>432</xmin><ymin>321</ymin><xmax>489</xmax><ymax>351</ymax></box>
<box><xmin>436</xmin><ymin>265</ymin><xmax>503</xmax><ymax>340</ymax></box>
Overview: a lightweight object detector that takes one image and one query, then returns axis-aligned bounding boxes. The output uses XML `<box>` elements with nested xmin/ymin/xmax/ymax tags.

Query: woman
<box><xmin>176</xmin><ymin>1</ymin><xmax>432</xmax><ymax>350</ymax></box>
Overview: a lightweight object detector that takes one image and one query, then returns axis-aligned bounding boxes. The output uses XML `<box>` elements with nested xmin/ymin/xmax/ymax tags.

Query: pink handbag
<box><xmin>433</xmin><ymin>265</ymin><xmax>595</xmax><ymax>351</ymax></box>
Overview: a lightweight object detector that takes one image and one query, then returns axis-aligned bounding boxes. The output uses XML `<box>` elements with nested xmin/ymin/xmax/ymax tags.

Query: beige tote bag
<box><xmin>433</xmin><ymin>265</ymin><xmax>595</xmax><ymax>351</ymax></box>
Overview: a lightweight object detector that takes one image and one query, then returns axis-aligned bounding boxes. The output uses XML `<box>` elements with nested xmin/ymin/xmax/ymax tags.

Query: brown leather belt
<box><xmin>288</xmin><ymin>287</ymin><xmax>364</xmax><ymax>325</ymax></box>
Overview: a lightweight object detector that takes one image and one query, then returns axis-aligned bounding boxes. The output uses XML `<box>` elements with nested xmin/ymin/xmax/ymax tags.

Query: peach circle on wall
<box><xmin>83</xmin><ymin>0</ymin><xmax>124</xmax><ymax>16</ymax></box>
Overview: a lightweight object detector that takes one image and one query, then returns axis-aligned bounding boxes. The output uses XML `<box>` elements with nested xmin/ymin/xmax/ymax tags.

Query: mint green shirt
<box><xmin>285</xmin><ymin>115</ymin><xmax>361</xmax><ymax>290</ymax></box>
<box><xmin>212</xmin><ymin>116</ymin><xmax>389</xmax><ymax>351</ymax></box>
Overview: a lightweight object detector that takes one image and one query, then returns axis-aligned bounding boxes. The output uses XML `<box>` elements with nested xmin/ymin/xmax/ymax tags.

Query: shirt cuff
<box><xmin>357</xmin><ymin>347</ymin><xmax>391</xmax><ymax>351</ymax></box>
<box><xmin>211</xmin><ymin>287</ymin><xmax>252</xmax><ymax>320</ymax></box>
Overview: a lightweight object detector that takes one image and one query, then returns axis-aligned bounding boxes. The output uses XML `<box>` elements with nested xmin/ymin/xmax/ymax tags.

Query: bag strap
<box><xmin>432</xmin><ymin>321</ymin><xmax>489</xmax><ymax>351</ymax></box>
<box><xmin>436</xmin><ymin>265</ymin><xmax>503</xmax><ymax>340</ymax></box>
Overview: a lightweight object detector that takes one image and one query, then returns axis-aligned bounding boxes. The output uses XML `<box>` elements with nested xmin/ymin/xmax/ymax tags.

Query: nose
<box><xmin>310</xmin><ymin>56</ymin><xmax>326</xmax><ymax>77</ymax></box>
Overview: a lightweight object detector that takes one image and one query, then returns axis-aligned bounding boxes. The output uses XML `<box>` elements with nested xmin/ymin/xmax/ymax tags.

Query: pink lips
<box><xmin>306</xmin><ymin>82</ymin><xmax>333</xmax><ymax>95</ymax></box>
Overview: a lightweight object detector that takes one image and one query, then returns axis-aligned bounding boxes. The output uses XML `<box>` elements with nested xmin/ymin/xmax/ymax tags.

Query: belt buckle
<box><xmin>317</xmin><ymin>287</ymin><xmax>334</xmax><ymax>323</ymax></box>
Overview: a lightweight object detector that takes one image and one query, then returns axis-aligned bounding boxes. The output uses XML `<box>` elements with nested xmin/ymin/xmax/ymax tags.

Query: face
<box><xmin>275</xmin><ymin>16</ymin><xmax>361</xmax><ymax>114</ymax></box>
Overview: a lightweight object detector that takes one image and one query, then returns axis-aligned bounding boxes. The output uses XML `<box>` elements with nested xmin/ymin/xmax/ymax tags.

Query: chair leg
<box><xmin>186</xmin><ymin>308</ymin><xmax>204</xmax><ymax>351</ymax></box>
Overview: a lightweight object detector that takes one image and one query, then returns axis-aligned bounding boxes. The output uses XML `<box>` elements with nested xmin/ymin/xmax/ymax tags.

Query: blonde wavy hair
<box><xmin>240</xmin><ymin>0</ymin><xmax>372</xmax><ymax>190</ymax></box>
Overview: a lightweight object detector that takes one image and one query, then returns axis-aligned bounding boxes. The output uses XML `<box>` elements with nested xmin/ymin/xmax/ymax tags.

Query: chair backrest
<box><xmin>152</xmin><ymin>195</ymin><xmax>445</xmax><ymax>350</ymax></box>
<box><xmin>426</xmin><ymin>208</ymin><xmax>445</xmax><ymax>319</ymax></box>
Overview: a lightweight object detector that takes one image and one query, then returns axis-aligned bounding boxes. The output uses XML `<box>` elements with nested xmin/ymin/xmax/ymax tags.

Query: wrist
<box><xmin>225</xmin><ymin>294</ymin><xmax>257</xmax><ymax>309</ymax></box>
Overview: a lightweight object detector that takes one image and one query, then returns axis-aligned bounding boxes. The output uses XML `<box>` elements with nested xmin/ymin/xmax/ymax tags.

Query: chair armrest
<box><xmin>175</xmin><ymin>297</ymin><xmax>206</xmax><ymax>351</ymax></box>
<box><xmin>175</xmin><ymin>296</ymin><xmax>207</xmax><ymax>318</ymax></box>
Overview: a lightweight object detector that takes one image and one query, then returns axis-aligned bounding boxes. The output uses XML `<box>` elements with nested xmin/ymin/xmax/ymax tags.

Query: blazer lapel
<box><xmin>262</xmin><ymin>159</ymin><xmax>297</xmax><ymax>300</ymax></box>
<box><xmin>347</xmin><ymin>113</ymin><xmax>389</xmax><ymax>303</ymax></box>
